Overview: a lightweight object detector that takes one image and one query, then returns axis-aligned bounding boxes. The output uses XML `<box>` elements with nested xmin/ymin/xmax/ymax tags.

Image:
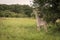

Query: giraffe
<box><xmin>33</xmin><ymin>8</ymin><xmax>48</xmax><ymax>32</ymax></box>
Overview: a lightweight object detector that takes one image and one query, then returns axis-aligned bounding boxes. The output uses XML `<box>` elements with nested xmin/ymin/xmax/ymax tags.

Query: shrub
<box><xmin>0</xmin><ymin>10</ymin><xmax>16</xmax><ymax>17</ymax></box>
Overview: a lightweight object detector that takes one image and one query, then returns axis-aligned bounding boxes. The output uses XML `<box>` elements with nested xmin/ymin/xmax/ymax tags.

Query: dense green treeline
<box><xmin>0</xmin><ymin>4</ymin><xmax>33</xmax><ymax>17</ymax></box>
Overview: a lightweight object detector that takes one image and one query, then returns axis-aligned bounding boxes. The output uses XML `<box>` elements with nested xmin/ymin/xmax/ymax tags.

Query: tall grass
<box><xmin>0</xmin><ymin>18</ymin><xmax>60</xmax><ymax>40</ymax></box>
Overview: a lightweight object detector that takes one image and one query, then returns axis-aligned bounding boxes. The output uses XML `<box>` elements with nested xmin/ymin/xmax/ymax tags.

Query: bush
<box><xmin>0</xmin><ymin>10</ymin><xmax>31</xmax><ymax>18</ymax></box>
<box><xmin>0</xmin><ymin>10</ymin><xmax>16</xmax><ymax>17</ymax></box>
<box><xmin>48</xmin><ymin>23</ymin><xmax>60</xmax><ymax>34</ymax></box>
<box><xmin>15</xmin><ymin>13</ymin><xmax>28</xmax><ymax>18</ymax></box>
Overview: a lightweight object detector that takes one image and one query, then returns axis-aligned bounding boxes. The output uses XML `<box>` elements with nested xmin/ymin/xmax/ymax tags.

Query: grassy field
<box><xmin>0</xmin><ymin>18</ymin><xmax>60</xmax><ymax>40</ymax></box>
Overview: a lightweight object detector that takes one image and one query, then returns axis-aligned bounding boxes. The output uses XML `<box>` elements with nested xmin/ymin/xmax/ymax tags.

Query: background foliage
<box><xmin>0</xmin><ymin>4</ymin><xmax>33</xmax><ymax>17</ymax></box>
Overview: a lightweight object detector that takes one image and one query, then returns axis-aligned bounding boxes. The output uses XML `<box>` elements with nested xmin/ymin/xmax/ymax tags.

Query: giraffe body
<box><xmin>33</xmin><ymin>8</ymin><xmax>47</xmax><ymax>32</ymax></box>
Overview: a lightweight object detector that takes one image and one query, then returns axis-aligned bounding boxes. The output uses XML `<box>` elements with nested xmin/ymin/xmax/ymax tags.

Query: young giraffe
<box><xmin>33</xmin><ymin>8</ymin><xmax>48</xmax><ymax>32</ymax></box>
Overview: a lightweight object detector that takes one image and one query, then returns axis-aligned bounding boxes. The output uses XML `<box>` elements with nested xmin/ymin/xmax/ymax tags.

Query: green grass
<box><xmin>0</xmin><ymin>18</ymin><xmax>60</xmax><ymax>40</ymax></box>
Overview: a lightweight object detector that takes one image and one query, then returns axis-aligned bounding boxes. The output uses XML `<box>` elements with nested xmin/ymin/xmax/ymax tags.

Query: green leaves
<box><xmin>33</xmin><ymin>0</ymin><xmax>60</xmax><ymax>23</ymax></box>
<box><xmin>0</xmin><ymin>4</ymin><xmax>33</xmax><ymax>17</ymax></box>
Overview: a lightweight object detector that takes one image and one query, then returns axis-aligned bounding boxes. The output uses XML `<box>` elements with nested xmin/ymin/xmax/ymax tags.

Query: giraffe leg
<box><xmin>44</xmin><ymin>25</ymin><xmax>48</xmax><ymax>32</ymax></box>
<box><xmin>37</xmin><ymin>25</ymin><xmax>40</xmax><ymax>31</ymax></box>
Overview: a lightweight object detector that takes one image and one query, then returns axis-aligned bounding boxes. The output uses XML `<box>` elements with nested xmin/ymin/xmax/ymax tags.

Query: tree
<box><xmin>0</xmin><ymin>4</ymin><xmax>33</xmax><ymax>17</ymax></box>
<box><xmin>22</xmin><ymin>5</ymin><xmax>33</xmax><ymax>17</ymax></box>
<box><xmin>33</xmin><ymin>0</ymin><xmax>60</xmax><ymax>23</ymax></box>
<box><xmin>32</xmin><ymin>0</ymin><xmax>60</xmax><ymax>32</ymax></box>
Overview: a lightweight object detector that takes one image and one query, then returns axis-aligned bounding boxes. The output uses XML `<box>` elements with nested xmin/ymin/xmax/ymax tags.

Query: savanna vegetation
<box><xmin>0</xmin><ymin>18</ymin><xmax>60</xmax><ymax>40</ymax></box>
<box><xmin>0</xmin><ymin>0</ymin><xmax>60</xmax><ymax>40</ymax></box>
